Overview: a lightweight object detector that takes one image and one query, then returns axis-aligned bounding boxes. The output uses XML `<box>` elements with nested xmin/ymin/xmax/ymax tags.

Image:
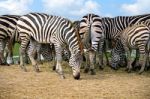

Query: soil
<box><xmin>0</xmin><ymin>61</ymin><xmax>150</xmax><ymax>99</ymax></box>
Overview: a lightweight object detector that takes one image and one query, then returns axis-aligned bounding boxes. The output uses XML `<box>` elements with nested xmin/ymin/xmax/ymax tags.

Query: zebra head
<box><xmin>68</xmin><ymin>22</ymin><xmax>83</xmax><ymax>80</ymax></box>
<box><xmin>69</xmin><ymin>52</ymin><xmax>83</xmax><ymax>80</ymax></box>
<box><xmin>111</xmin><ymin>52</ymin><xmax>120</xmax><ymax>70</ymax></box>
<box><xmin>111</xmin><ymin>45</ymin><xmax>127</xmax><ymax>70</ymax></box>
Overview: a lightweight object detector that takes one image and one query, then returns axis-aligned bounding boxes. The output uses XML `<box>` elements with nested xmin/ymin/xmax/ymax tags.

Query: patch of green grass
<box><xmin>13</xmin><ymin>43</ymin><xmax>20</xmax><ymax>56</ymax></box>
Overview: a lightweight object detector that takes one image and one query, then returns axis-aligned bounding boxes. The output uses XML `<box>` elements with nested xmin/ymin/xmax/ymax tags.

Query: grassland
<box><xmin>0</xmin><ymin>61</ymin><xmax>150</xmax><ymax>99</ymax></box>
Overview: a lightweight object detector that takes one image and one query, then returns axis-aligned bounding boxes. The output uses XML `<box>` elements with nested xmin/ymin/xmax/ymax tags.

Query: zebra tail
<box><xmin>83</xmin><ymin>26</ymin><xmax>91</xmax><ymax>49</ymax></box>
<box><xmin>9</xmin><ymin>29</ymin><xmax>17</xmax><ymax>50</ymax></box>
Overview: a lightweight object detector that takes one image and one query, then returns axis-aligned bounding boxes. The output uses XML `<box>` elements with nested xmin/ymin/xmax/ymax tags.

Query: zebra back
<box><xmin>102</xmin><ymin>14</ymin><xmax>150</xmax><ymax>40</ymax></box>
<box><xmin>0</xmin><ymin>15</ymin><xmax>20</xmax><ymax>40</ymax></box>
<box><xmin>79</xmin><ymin>13</ymin><xmax>103</xmax><ymax>51</ymax></box>
<box><xmin>17</xmin><ymin>13</ymin><xmax>83</xmax><ymax>79</ymax></box>
<box><xmin>17</xmin><ymin>13</ymin><xmax>83</xmax><ymax>56</ymax></box>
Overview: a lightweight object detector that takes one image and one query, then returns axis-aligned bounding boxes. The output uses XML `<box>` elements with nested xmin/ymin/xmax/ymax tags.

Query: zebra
<box><xmin>118</xmin><ymin>21</ymin><xmax>150</xmax><ymax>74</ymax></box>
<box><xmin>99</xmin><ymin>14</ymin><xmax>150</xmax><ymax>69</ymax></box>
<box><xmin>79</xmin><ymin>14</ymin><xmax>104</xmax><ymax>75</ymax></box>
<box><xmin>16</xmin><ymin>13</ymin><xmax>83</xmax><ymax>79</ymax></box>
<box><xmin>0</xmin><ymin>15</ymin><xmax>53</xmax><ymax>65</ymax></box>
<box><xmin>0</xmin><ymin>15</ymin><xmax>20</xmax><ymax>65</ymax></box>
<box><xmin>110</xmin><ymin>39</ymin><xmax>127</xmax><ymax>70</ymax></box>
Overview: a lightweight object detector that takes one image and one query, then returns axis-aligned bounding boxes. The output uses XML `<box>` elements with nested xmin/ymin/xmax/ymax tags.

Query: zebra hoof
<box><xmin>35</xmin><ymin>68</ymin><xmax>40</xmax><ymax>72</ymax></box>
<box><xmin>106</xmin><ymin>63</ymin><xmax>111</xmax><ymax>67</ymax></box>
<box><xmin>99</xmin><ymin>66</ymin><xmax>104</xmax><ymax>70</ymax></box>
<box><xmin>84</xmin><ymin>68</ymin><xmax>89</xmax><ymax>73</ymax></box>
<box><xmin>20</xmin><ymin>65</ymin><xmax>27</xmax><ymax>72</ymax></box>
<box><xmin>138</xmin><ymin>71</ymin><xmax>143</xmax><ymax>75</ymax></box>
<box><xmin>125</xmin><ymin>68</ymin><xmax>128</xmax><ymax>71</ymax></box>
<box><xmin>22</xmin><ymin>68</ymin><xmax>27</xmax><ymax>72</ymax></box>
<box><xmin>90</xmin><ymin>69</ymin><xmax>96</xmax><ymax>75</ymax></box>
<box><xmin>52</xmin><ymin>65</ymin><xmax>56</xmax><ymax>71</ymax></box>
<box><xmin>0</xmin><ymin>63</ymin><xmax>9</xmax><ymax>66</ymax></box>
<box><xmin>38</xmin><ymin>61</ymin><xmax>43</xmax><ymax>65</ymax></box>
<box><xmin>60</xmin><ymin>75</ymin><xmax>65</xmax><ymax>79</ymax></box>
<box><xmin>127</xmin><ymin>69</ymin><xmax>132</xmax><ymax>73</ymax></box>
<box><xmin>80</xmin><ymin>65</ymin><xmax>84</xmax><ymax>69</ymax></box>
<box><xmin>111</xmin><ymin>66</ymin><xmax>118</xmax><ymax>70</ymax></box>
<box><xmin>33</xmin><ymin>65</ymin><xmax>40</xmax><ymax>72</ymax></box>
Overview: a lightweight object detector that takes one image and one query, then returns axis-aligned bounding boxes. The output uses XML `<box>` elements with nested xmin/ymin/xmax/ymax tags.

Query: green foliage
<box><xmin>13</xmin><ymin>43</ymin><xmax>20</xmax><ymax>56</ymax></box>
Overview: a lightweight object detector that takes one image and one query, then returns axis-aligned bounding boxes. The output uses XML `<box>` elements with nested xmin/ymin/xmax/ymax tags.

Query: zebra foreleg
<box><xmin>28</xmin><ymin>41</ymin><xmax>40</xmax><ymax>72</ymax></box>
<box><xmin>36</xmin><ymin>44</ymin><xmax>43</xmax><ymax>64</ymax></box>
<box><xmin>55</xmin><ymin>45</ymin><xmax>65</xmax><ymax>79</ymax></box>
<box><xmin>19</xmin><ymin>37</ymin><xmax>31</xmax><ymax>72</ymax></box>
<box><xmin>52</xmin><ymin>56</ymin><xmax>56</xmax><ymax>71</ymax></box>
<box><xmin>98</xmin><ymin>52</ymin><xmax>104</xmax><ymax>70</ymax></box>
<box><xmin>28</xmin><ymin>49</ymin><xmax>40</xmax><ymax>72</ymax></box>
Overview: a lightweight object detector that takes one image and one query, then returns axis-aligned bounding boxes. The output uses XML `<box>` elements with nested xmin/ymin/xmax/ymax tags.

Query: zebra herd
<box><xmin>0</xmin><ymin>12</ymin><xmax>150</xmax><ymax>80</ymax></box>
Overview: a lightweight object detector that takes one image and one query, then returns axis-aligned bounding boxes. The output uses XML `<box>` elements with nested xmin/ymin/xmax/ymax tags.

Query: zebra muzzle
<box><xmin>73</xmin><ymin>72</ymin><xmax>80</xmax><ymax>80</ymax></box>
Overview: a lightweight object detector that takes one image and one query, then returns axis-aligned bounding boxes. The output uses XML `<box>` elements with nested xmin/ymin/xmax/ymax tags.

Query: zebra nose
<box><xmin>73</xmin><ymin>73</ymin><xmax>80</xmax><ymax>80</ymax></box>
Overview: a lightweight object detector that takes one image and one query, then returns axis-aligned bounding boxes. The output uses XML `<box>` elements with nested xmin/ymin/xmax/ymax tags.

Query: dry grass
<box><xmin>0</xmin><ymin>61</ymin><xmax>150</xmax><ymax>99</ymax></box>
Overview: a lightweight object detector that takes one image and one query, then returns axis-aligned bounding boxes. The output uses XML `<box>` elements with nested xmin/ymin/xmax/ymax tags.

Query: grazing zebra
<box><xmin>99</xmin><ymin>14</ymin><xmax>150</xmax><ymax>69</ymax></box>
<box><xmin>118</xmin><ymin>21</ymin><xmax>150</xmax><ymax>74</ymax></box>
<box><xmin>79</xmin><ymin>14</ymin><xmax>103</xmax><ymax>74</ymax></box>
<box><xmin>111</xmin><ymin>39</ymin><xmax>127</xmax><ymax>70</ymax></box>
<box><xmin>16</xmin><ymin>13</ymin><xmax>83</xmax><ymax>79</ymax></box>
<box><xmin>0</xmin><ymin>15</ymin><xmax>20</xmax><ymax>65</ymax></box>
<box><xmin>0</xmin><ymin>15</ymin><xmax>54</xmax><ymax>65</ymax></box>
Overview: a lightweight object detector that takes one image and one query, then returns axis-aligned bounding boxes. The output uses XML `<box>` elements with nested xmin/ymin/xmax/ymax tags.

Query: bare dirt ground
<box><xmin>0</xmin><ymin>61</ymin><xmax>150</xmax><ymax>99</ymax></box>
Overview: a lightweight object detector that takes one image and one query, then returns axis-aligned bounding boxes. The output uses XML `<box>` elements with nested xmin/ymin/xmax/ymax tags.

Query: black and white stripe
<box><xmin>0</xmin><ymin>15</ymin><xmax>20</xmax><ymax>65</ymax></box>
<box><xmin>17</xmin><ymin>13</ymin><xmax>83</xmax><ymax>79</ymax></box>
<box><xmin>119</xmin><ymin>21</ymin><xmax>150</xmax><ymax>74</ymax></box>
<box><xmin>111</xmin><ymin>40</ymin><xmax>127</xmax><ymax>70</ymax></box>
<box><xmin>79</xmin><ymin>14</ymin><xmax>103</xmax><ymax>74</ymax></box>
<box><xmin>101</xmin><ymin>14</ymin><xmax>150</xmax><ymax>68</ymax></box>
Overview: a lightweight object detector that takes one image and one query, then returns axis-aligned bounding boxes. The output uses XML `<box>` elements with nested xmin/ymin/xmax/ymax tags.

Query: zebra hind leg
<box><xmin>98</xmin><ymin>54</ymin><xmax>104</xmax><ymax>70</ymax></box>
<box><xmin>126</xmin><ymin>50</ymin><xmax>133</xmax><ymax>73</ymax></box>
<box><xmin>28</xmin><ymin>41</ymin><xmax>40</xmax><ymax>72</ymax></box>
<box><xmin>131</xmin><ymin>49</ymin><xmax>141</xmax><ymax>71</ymax></box>
<box><xmin>138</xmin><ymin>53</ymin><xmax>147</xmax><ymax>74</ymax></box>
<box><xmin>19</xmin><ymin>48</ymin><xmax>27</xmax><ymax>72</ymax></box>
<box><xmin>89</xmin><ymin>50</ymin><xmax>96</xmax><ymax>75</ymax></box>
<box><xmin>83</xmin><ymin>52</ymin><xmax>90</xmax><ymax>73</ymax></box>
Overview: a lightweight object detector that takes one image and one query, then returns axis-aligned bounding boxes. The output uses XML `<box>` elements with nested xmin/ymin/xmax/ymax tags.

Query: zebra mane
<box><xmin>72</xmin><ymin>21</ymin><xmax>84</xmax><ymax>54</ymax></box>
